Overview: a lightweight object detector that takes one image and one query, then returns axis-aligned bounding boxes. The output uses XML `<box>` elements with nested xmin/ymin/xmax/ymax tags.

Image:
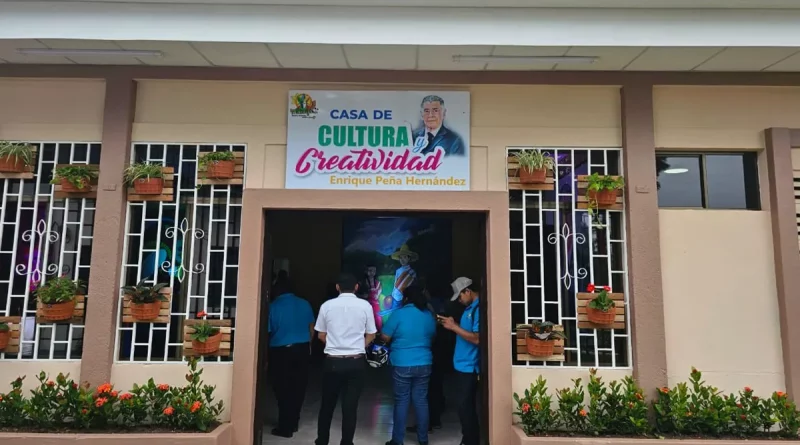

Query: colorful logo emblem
<box><xmin>290</xmin><ymin>93</ymin><xmax>318</xmax><ymax>118</ymax></box>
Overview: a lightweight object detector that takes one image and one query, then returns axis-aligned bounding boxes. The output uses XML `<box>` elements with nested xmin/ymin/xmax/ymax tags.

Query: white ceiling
<box><xmin>36</xmin><ymin>0</ymin><xmax>800</xmax><ymax>8</ymax></box>
<box><xmin>3</xmin><ymin>40</ymin><xmax>800</xmax><ymax>71</ymax></box>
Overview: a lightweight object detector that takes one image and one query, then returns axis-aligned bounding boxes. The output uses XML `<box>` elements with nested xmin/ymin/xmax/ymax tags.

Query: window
<box><xmin>508</xmin><ymin>147</ymin><xmax>630</xmax><ymax>369</ymax></box>
<box><xmin>656</xmin><ymin>153</ymin><xmax>760</xmax><ymax>210</ymax></box>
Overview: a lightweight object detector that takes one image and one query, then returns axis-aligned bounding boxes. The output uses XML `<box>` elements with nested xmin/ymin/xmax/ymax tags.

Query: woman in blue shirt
<box><xmin>381</xmin><ymin>285</ymin><xmax>437</xmax><ymax>445</ymax></box>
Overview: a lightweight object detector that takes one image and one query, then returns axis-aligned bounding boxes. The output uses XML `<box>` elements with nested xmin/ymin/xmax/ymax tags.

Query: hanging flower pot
<box><xmin>587</xmin><ymin>306</ymin><xmax>617</xmax><ymax>325</ymax></box>
<box><xmin>0</xmin><ymin>142</ymin><xmax>35</xmax><ymax>173</ymax></box>
<box><xmin>206</xmin><ymin>160</ymin><xmax>235</xmax><ymax>179</ymax></box>
<box><xmin>588</xmin><ymin>189</ymin><xmax>617</xmax><ymax>207</ymax></box>
<box><xmin>192</xmin><ymin>331</ymin><xmax>222</xmax><ymax>355</ymax></box>
<box><xmin>519</xmin><ymin>168</ymin><xmax>547</xmax><ymax>184</ymax></box>
<box><xmin>133</xmin><ymin>178</ymin><xmax>164</xmax><ymax>195</ymax></box>
<box><xmin>130</xmin><ymin>300</ymin><xmax>162</xmax><ymax>321</ymax></box>
<box><xmin>199</xmin><ymin>152</ymin><xmax>236</xmax><ymax>180</ymax></box>
<box><xmin>0</xmin><ymin>156</ymin><xmax>27</xmax><ymax>173</ymax></box>
<box><xmin>526</xmin><ymin>337</ymin><xmax>555</xmax><ymax>357</ymax></box>
<box><xmin>52</xmin><ymin>165</ymin><xmax>97</xmax><ymax>193</ymax></box>
<box><xmin>0</xmin><ymin>324</ymin><xmax>10</xmax><ymax>350</ymax></box>
<box><xmin>41</xmin><ymin>299</ymin><xmax>76</xmax><ymax>322</ymax></box>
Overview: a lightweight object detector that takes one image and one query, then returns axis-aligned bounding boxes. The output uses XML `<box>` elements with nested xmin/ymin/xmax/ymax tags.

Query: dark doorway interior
<box><xmin>254</xmin><ymin>210</ymin><xmax>488</xmax><ymax>445</ymax></box>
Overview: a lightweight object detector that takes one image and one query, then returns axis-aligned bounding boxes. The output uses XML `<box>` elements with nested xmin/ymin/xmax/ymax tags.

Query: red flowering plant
<box><xmin>773</xmin><ymin>390</ymin><xmax>800</xmax><ymax>438</ymax></box>
<box><xmin>191</xmin><ymin>311</ymin><xmax>221</xmax><ymax>343</ymax></box>
<box><xmin>158</xmin><ymin>357</ymin><xmax>224</xmax><ymax>431</ymax></box>
<box><xmin>557</xmin><ymin>378</ymin><xmax>590</xmax><ymax>434</ymax></box>
<box><xmin>513</xmin><ymin>376</ymin><xmax>555</xmax><ymax>435</ymax></box>
<box><xmin>586</xmin><ymin>284</ymin><xmax>615</xmax><ymax>313</ymax></box>
<box><xmin>585</xmin><ymin>369</ymin><xmax>650</xmax><ymax>436</ymax></box>
<box><xmin>0</xmin><ymin>376</ymin><xmax>25</xmax><ymax>428</ymax></box>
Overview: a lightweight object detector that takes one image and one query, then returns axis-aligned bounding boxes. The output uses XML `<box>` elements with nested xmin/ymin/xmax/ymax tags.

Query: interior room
<box><xmin>257</xmin><ymin>210</ymin><xmax>487</xmax><ymax>445</ymax></box>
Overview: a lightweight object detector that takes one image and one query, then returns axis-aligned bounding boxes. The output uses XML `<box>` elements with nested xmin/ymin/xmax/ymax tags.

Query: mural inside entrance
<box><xmin>341</xmin><ymin>216</ymin><xmax>451</xmax><ymax>328</ymax></box>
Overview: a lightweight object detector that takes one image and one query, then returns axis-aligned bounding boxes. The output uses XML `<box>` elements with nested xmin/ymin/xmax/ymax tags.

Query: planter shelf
<box><xmin>0</xmin><ymin>147</ymin><xmax>37</xmax><ymax>180</ymax></box>
<box><xmin>515</xmin><ymin>324</ymin><xmax>565</xmax><ymax>362</ymax></box>
<box><xmin>577</xmin><ymin>292</ymin><xmax>626</xmax><ymax>329</ymax></box>
<box><xmin>121</xmin><ymin>287</ymin><xmax>172</xmax><ymax>323</ymax></box>
<box><xmin>126</xmin><ymin>167</ymin><xmax>175</xmax><ymax>202</ymax></box>
<box><xmin>197</xmin><ymin>152</ymin><xmax>244</xmax><ymax>186</ymax></box>
<box><xmin>0</xmin><ymin>316</ymin><xmax>22</xmax><ymax>354</ymax></box>
<box><xmin>507</xmin><ymin>156</ymin><xmax>555</xmax><ymax>191</ymax></box>
<box><xmin>183</xmin><ymin>319</ymin><xmax>232</xmax><ymax>357</ymax></box>
<box><xmin>53</xmin><ymin>164</ymin><xmax>99</xmax><ymax>199</ymax></box>
<box><xmin>36</xmin><ymin>295</ymin><xmax>85</xmax><ymax>324</ymax></box>
<box><xmin>576</xmin><ymin>175</ymin><xmax>624</xmax><ymax>210</ymax></box>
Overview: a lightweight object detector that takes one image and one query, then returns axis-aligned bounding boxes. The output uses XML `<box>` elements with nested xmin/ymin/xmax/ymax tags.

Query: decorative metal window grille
<box><xmin>115</xmin><ymin>143</ymin><xmax>244</xmax><ymax>363</ymax></box>
<box><xmin>509</xmin><ymin>147</ymin><xmax>631</xmax><ymax>368</ymax></box>
<box><xmin>0</xmin><ymin>142</ymin><xmax>100</xmax><ymax>360</ymax></box>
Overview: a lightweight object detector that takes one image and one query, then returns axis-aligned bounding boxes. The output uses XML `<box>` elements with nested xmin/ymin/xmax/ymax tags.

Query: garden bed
<box><xmin>0</xmin><ymin>422</ymin><xmax>230</xmax><ymax>444</ymax></box>
<box><xmin>513</xmin><ymin>427</ymin><xmax>798</xmax><ymax>445</ymax></box>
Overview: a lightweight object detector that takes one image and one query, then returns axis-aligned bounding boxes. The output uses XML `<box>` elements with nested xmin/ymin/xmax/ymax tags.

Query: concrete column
<box><xmin>620</xmin><ymin>83</ymin><xmax>668</xmax><ymax>395</ymax></box>
<box><xmin>79</xmin><ymin>76</ymin><xmax>137</xmax><ymax>386</ymax></box>
<box><xmin>764</xmin><ymin>128</ymin><xmax>800</xmax><ymax>399</ymax></box>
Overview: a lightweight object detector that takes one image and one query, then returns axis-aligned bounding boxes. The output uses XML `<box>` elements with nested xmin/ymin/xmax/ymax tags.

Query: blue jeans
<box><xmin>392</xmin><ymin>365</ymin><xmax>432</xmax><ymax>444</ymax></box>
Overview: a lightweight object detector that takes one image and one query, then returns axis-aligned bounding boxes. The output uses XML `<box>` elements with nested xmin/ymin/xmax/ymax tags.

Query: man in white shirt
<box><xmin>314</xmin><ymin>273</ymin><xmax>377</xmax><ymax>445</ymax></box>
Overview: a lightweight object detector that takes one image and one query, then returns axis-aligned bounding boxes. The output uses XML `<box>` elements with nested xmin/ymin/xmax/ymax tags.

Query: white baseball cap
<box><xmin>451</xmin><ymin>277</ymin><xmax>473</xmax><ymax>301</ymax></box>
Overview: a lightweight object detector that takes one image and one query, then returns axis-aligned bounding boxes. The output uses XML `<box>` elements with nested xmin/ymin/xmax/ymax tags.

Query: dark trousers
<box><xmin>454</xmin><ymin>371</ymin><xmax>480</xmax><ymax>445</ymax></box>
<box><xmin>316</xmin><ymin>356</ymin><xmax>366</xmax><ymax>445</ymax></box>
<box><xmin>428</xmin><ymin>360</ymin><xmax>445</xmax><ymax>425</ymax></box>
<box><xmin>268</xmin><ymin>343</ymin><xmax>310</xmax><ymax>433</ymax></box>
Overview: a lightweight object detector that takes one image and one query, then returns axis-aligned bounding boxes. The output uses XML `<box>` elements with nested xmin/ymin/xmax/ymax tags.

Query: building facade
<box><xmin>1</xmin><ymin>2</ymin><xmax>800</xmax><ymax>445</ymax></box>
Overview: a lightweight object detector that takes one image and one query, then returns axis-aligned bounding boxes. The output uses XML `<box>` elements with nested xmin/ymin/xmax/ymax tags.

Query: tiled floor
<box><xmin>261</xmin><ymin>367</ymin><xmax>464</xmax><ymax>445</ymax></box>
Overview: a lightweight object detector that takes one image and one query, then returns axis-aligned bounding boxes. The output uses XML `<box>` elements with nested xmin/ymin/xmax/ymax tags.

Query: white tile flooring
<box><xmin>261</xmin><ymin>367</ymin><xmax>464</xmax><ymax>445</ymax></box>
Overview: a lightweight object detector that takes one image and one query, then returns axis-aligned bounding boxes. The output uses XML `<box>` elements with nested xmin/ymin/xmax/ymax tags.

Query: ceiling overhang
<box><xmin>2</xmin><ymin>2</ymin><xmax>800</xmax><ymax>47</ymax></box>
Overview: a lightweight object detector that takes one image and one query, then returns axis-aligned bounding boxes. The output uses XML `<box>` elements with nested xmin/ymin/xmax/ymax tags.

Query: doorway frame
<box><xmin>229</xmin><ymin>189</ymin><xmax>512</xmax><ymax>445</ymax></box>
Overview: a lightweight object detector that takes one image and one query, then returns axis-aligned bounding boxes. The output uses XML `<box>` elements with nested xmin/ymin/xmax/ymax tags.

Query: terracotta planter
<box><xmin>0</xmin><ymin>330</ymin><xmax>10</xmax><ymax>350</ymax></box>
<box><xmin>526</xmin><ymin>337</ymin><xmax>555</xmax><ymax>357</ymax></box>
<box><xmin>40</xmin><ymin>299</ymin><xmax>76</xmax><ymax>322</ymax></box>
<box><xmin>130</xmin><ymin>300</ymin><xmax>162</xmax><ymax>321</ymax></box>
<box><xmin>60</xmin><ymin>178</ymin><xmax>90</xmax><ymax>193</ymax></box>
<box><xmin>519</xmin><ymin>168</ymin><xmax>547</xmax><ymax>184</ymax></box>
<box><xmin>192</xmin><ymin>331</ymin><xmax>222</xmax><ymax>355</ymax></box>
<box><xmin>587</xmin><ymin>306</ymin><xmax>617</xmax><ymax>325</ymax></box>
<box><xmin>0</xmin><ymin>156</ymin><xmax>27</xmax><ymax>173</ymax></box>
<box><xmin>132</xmin><ymin>177</ymin><xmax>163</xmax><ymax>195</ymax></box>
<box><xmin>588</xmin><ymin>189</ymin><xmax>618</xmax><ymax>207</ymax></box>
<box><xmin>205</xmin><ymin>160</ymin><xmax>235</xmax><ymax>179</ymax></box>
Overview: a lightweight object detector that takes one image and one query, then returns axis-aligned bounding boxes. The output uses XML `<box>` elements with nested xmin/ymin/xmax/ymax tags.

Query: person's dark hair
<box><xmin>271</xmin><ymin>276</ymin><xmax>292</xmax><ymax>299</ymax></box>
<box><xmin>337</xmin><ymin>273</ymin><xmax>358</xmax><ymax>293</ymax></box>
<box><xmin>465</xmin><ymin>283</ymin><xmax>480</xmax><ymax>294</ymax></box>
<box><xmin>403</xmin><ymin>285</ymin><xmax>428</xmax><ymax>312</ymax></box>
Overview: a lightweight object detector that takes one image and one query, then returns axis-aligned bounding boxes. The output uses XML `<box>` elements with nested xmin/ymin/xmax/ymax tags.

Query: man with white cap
<box><xmin>437</xmin><ymin>277</ymin><xmax>481</xmax><ymax>445</ymax></box>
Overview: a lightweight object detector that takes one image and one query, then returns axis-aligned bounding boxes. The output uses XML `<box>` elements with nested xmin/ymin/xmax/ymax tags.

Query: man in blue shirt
<box><xmin>439</xmin><ymin>277</ymin><xmax>481</xmax><ymax>445</ymax></box>
<box><xmin>267</xmin><ymin>276</ymin><xmax>315</xmax><ymax>438</ymax></box>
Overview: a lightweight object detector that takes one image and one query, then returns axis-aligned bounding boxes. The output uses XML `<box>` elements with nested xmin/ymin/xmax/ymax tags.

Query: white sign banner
<box><xmin>285</xmin><ymin>90</ymin><xmax>470</xmax><ymax>191</ymax></box>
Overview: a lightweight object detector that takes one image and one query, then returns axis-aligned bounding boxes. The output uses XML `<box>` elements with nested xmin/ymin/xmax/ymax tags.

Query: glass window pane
<box><xmin>656</xmin><ymin>155</ymin><xmax>703</xmax><ymax>208</ymax></box>
<box><xmin>705</xmin><ymin>154</ymin><xmax>760</xmax><ymax>210</ymax></box>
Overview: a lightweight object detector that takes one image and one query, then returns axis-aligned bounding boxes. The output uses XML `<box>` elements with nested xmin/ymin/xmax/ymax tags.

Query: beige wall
<box><xmin>111</xmin><ymin>363</ymin><xmax>233</xmax><ymax>421</ymax></box>
<box><xmin>659</xmin><ymin>210</ymin><xmax>785</xmax><ymax>394</ymax></box>
<box><xmin>654</xmin><ymin>86</ymin><xmax>800</xmax><ymax>150</ymax></box>
<box><xmin>512</xmin><ymin>368</ymin><xmax>632</xmax><ymax>399</ymax></box>
<box><xmin>0</xmin><ymin>78</ymin><xmax>105</xmax><ymax>141</ymax></box>
<box><xmin>0</xmin><ymin>361</ymin><xmax>82</xmax><ymax>393</ymax></box>
<box><xmin>133</xmin><ymin>81</ymin><xmax>621</xmax><ymax>192</ymax></box>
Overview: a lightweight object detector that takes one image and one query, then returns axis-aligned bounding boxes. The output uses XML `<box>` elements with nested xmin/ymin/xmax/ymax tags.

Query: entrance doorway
<box><xmin>255</xmin><ymin>210</ymin><xmax>487</xmax><ymax>445</ymax></box>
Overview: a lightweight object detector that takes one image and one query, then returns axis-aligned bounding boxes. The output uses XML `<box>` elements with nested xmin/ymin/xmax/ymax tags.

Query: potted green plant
<box><xmin>586</xmin><ymin>283</ymin><xmax>616</xmax><ymax>325</ymax></box>
<box><xmin>586</xmin><ymin>173</ymin><xmax>624</xmax><ymax>207</ymax></box>
<box><xmin>0</xmin><ymin>322</ymin><xmax>10</xmax><ymax>350</ymax></box>
<box><xmin>121</xmin><ymin>280</ymin><xmax>168</xmax><ymax>321</ymax></box>
<box><xmin>190</xmin><ymin>311</ymin><xmax>222</xmax><ymax>354</ymax></box>
<box><xmin>51</xmin><ymin>165</ymin><xmax>98</xmax><ymax>193</ymax></box>
<box><xmin>0</xmin><ymin>142</ymin><xmax>35</xmax><ymax>173</ymax></box>
<box><xmin>124</xmin><ymin>162</ymin><xmax>165</xmax><ymax>195</ymax></box>
<box><xmin>198</xmin><ymin>151</ymin><xmax>235</xmax><ymax>179</ymax></box>
<box><xmin>526</xmin><ymin>321</ymin><xmax>567</xmax><ymax>357</ymax></box>
<box><xmin>514</xmin><ymin>149</ymin><xmax>554</xmax><ymax>184</ymax></box>
<box><xmin>33</xmin><ymin>276</ymin><xmax>84</xmax><ymax>322</ymax></box>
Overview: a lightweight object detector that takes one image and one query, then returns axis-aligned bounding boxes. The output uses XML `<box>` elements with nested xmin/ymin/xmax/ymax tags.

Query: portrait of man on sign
<box><xmin>412</xmin><ymin>95</ymin><xmax>466</xmax><ymax>156</ymax></box>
